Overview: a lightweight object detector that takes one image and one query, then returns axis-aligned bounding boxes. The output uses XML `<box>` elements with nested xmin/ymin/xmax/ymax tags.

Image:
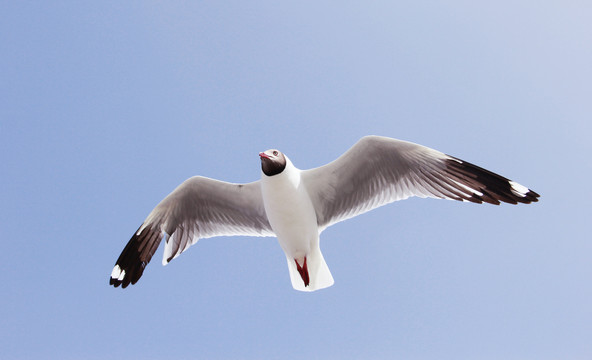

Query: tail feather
<box><xmin>286</xmin><ymin>249</ymin><xmax>334</xmax><ymax>292</ymax></box>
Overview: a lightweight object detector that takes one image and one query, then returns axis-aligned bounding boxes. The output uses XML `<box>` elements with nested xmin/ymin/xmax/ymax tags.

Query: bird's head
<box><xmin>259</xmin><ymin>149</ymin><xmax>287</xmax><ymax>176</ymax></box>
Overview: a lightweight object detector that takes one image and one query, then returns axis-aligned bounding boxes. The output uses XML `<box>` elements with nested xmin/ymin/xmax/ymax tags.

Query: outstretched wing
<box><xmin>302</xmin><ymin>135</ymin><xmax>539</xmax><ymax>231</ymax></box>
<box><xmin>110</xmin><ymin>176</ymin><xmax>273</xmax><ymax>288</ymax></box>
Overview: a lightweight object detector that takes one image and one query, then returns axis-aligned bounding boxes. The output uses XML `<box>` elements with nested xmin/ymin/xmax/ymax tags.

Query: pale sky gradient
<box><xmin>1</xmin><ymin>2</ymin><xmax>591</xmax><ymax>359</ymax></box>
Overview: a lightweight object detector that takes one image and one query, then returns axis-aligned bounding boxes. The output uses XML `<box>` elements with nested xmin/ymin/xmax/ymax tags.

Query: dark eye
<box><xmin>273</xmin><ymin>151</ymin><xmax>279</xmax><ymax>156</ymax></box>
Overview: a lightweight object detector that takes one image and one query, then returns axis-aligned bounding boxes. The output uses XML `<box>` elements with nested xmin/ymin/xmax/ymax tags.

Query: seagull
<box><xmin>110</xmin><ymin>135</ymin><xmax>539</xmax><ymax>291</ymax></box>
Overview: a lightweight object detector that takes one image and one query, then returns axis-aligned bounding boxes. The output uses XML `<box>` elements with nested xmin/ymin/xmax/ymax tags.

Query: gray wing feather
<box><xmin>110</xmin><ymin>177</ymin><xmax>272</xmax><ymax>288</ymax></box>
<box><xmin>302</xmin><ymin>136</ymin><xmax>539</xmax><ymax>231</ymax></box>
<box><xmin>154</xmin><ymin>177</ymin><xmax>273</xmax><ymax>263</ymax></box>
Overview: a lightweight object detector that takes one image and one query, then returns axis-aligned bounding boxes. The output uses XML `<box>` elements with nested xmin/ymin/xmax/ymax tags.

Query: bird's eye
<box><xmin>273</xmin><ymin>151</ymin><xmax>279</xmax><ymax>156</ymax></box>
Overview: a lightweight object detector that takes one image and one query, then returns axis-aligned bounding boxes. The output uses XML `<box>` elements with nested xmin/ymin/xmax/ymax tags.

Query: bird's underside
<box><xmin>110</xmin><ymin>135</ymin><xmax>539</xmax><ymax>290</ymax></box>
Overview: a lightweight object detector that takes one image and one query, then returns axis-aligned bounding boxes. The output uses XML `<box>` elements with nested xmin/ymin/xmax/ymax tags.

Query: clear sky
<box><xmin>1</xmin><ymin>1</ymin><xmax>590</xmax><ymax>359</ymax></box>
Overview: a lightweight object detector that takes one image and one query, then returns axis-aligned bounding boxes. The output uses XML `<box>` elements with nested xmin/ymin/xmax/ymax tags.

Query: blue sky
<box><xmin>1</xmin><ymin>1</ymin><xmax>590</xmax><ymax>359</ymax></box>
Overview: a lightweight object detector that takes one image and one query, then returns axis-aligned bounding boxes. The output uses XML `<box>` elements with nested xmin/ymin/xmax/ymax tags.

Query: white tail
<box><xmin>286</xmin><ymin>248</ymin><xmax>334</xmax><ymax>292</ymax></box>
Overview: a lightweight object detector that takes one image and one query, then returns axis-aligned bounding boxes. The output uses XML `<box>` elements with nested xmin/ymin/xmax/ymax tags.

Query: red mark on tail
<box><xmin>295</xmin><ymin>257</ymin><xmax>310</xmax><ymax>287</ymax></box>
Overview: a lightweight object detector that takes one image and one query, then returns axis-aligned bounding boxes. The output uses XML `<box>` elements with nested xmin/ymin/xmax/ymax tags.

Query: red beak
<box><xmin>259</xmin><ymin>152</ymin><xmax>270</xmax><ymax>159</ymax></box>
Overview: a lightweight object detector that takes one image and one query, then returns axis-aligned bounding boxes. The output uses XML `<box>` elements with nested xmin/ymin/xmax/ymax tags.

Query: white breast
<box><xmin>260</xmin><ymin>157</ymin><xmax>319</xmax><ymax>259</ymax></box>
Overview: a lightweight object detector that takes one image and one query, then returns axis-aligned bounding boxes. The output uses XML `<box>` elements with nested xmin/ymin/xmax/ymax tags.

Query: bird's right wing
<box><xmin>302</xmin><ymin>136</ymin><xmax>539</xmax><ymax>232</ymax></box>
<box><xmin>110</xmin><ymin>177</ymin><xmax>273</xmax><ymax>288</ymax></box>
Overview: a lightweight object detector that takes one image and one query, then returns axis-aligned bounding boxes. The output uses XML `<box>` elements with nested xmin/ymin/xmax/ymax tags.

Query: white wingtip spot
<box><xmin>509</xmin><ymin>181</ymin><xmax>529</xmax><ymax>197</ymax></box>
<box><xmin>450</xmin><ymin>178</ymin><xmax>483</xmax><ymax>197</ymax></box>
<box><xmin>111</xmin><ymin>265</ymin><xmax>124</xmax><ymax>280</ymax></box>
<box><xmin>136</xmin><ymin>224</ymin><xmax>147</xmax><ymax>236</ymax></box>
<box><xmin>446</xmin><ymin>156</ymin><xmax>463</xmax><ymax>164</ymax></box>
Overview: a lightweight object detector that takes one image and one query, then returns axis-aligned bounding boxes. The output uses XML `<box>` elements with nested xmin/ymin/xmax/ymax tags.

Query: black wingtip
<box><xmin>110</xmin><ymin>225</ymin><xmax>163</xmax><ymax>289</ymax></box>
<box><xmin>444</xmin><ymin>157</ymin><xmax>540</xmax><ymax>205</ymax></box>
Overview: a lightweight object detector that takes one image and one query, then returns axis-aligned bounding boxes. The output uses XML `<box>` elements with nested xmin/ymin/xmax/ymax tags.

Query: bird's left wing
<box><xmin>301</xmin><ymin>135</ymin><xmax>539</xmax><ymax>232</ymax></box>
<box><xmin>110</xmin><ymin>176</ymin><xmax>273</xmax><ymax>288</ymax></box>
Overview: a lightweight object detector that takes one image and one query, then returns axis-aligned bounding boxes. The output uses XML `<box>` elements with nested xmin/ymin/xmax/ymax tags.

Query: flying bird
<box><xmin>110</xmin><ymin>136</ymin><xmax>539</xmax><ymax>291</ymax></box>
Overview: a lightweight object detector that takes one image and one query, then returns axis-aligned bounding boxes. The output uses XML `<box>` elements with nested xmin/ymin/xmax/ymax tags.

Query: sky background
<box><xmin>1</xmin><ymin>1</ymin><xmax>591</xmax><ymax>359</ymax></box>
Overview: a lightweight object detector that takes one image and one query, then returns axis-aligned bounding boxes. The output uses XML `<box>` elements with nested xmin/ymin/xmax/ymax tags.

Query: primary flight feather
<box><xmin>110</xmin><ymin>136</ymin><xmax>539</xmax><ymax>291</ymax></box>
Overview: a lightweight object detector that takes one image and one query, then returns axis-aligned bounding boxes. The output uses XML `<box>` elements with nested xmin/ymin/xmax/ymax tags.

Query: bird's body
<box><xmin>110</xmin><ymin>136</ymin><xmax>539</xmax><ymax>291</ymax></box>
<box><xmin>260</xmin><ymin>154</ymin><xmax>334</xmax><ymax>291</ymax></box>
